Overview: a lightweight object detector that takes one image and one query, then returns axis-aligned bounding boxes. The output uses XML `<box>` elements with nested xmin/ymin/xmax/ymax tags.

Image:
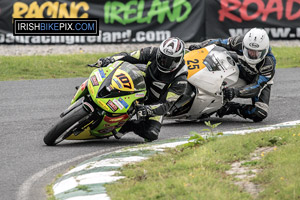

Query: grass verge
<box><xmin>0</xmin><ymin>47</ymin><xmax>300</xmax><ymax>81</ymax></box>
<box><xmin>46</xmin><ymin>173</ymin><xmax>63</xmax><ymax>200</ymax></box>
<box><xmin>272</xmin><ymin>47</ymin><xmax>300</xmax><ymax>68</ymax></box>
<box><xmin>0</xmin><ymin>53</ymin><xmax>111</xmax><ymax>81</ymax></box>
<box><xmin>105</xmin><ymin>126</ymin><xmax>300</xmax><ymax>200</ymax></box>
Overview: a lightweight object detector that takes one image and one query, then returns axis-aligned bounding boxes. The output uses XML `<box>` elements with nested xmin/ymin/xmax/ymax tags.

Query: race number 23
<box><xmin>187</xmin><ymin>59</ymin><xmax>200</xmax><ymax>70</ymax></box>
<box><xmin>116</xmin><ymin>73</ymin><xmax>132</xmax><ymax>89</ymax></box>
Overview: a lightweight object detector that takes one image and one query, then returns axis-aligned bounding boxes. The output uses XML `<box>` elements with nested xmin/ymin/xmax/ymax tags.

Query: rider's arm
<box><xmin>190</xmin><ymin>36</ymin><xmax>243</xmax><ymax>53</ymax></box>
<box><xmin>110</xmin><ymin>47</ymin><xmax>156</xmax><ymax>65</ymax></box>
<box><xmin>149</xmin><ymin>75</ymin><xmax>188</xmax><ymax>116</ymax></box>
<box><xmin>207</xmin><ymin>36</ymin><xmax>244</xmax><ymax>51</ymax></box>
<box><xmin>236</xmin><ymin>55</ymin><xmax>276</xmax><ymax>98</ymax></box>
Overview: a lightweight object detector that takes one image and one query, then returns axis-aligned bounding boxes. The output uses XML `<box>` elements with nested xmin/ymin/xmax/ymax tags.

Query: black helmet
<box><xmin>156</xmin><ymin>37</ymin><xmax>185</xmax><ymax>73</ymax></box>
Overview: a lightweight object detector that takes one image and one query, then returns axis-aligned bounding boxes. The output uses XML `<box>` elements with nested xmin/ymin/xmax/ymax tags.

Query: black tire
<box><xmin>43</xmin><ymin>105</ymin><xmax>90</xmax><ymax>146</ymax></box>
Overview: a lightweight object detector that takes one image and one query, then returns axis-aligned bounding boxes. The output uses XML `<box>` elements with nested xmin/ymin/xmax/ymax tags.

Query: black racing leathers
<box><xmin>194</xmin><ymin>36</ymin><xmax>276</xmax><ymax>122</ymax></box>
<box><xmin>109</xmin><ymin>47</ymin><xmax>188</xmax><ymax>140</ymax></box>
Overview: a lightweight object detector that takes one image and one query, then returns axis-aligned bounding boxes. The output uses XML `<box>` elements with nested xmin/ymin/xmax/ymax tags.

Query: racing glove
<box><xmin>223</xmin><ymin>88</ymin><xmax>239</xmax><ymax>101</ymax></box>
<box><xmin>97</xmin><ymin>57</ymin><xmax>115</xmax><ymax>67</ymax></box>
<box><xmin>188</xmin><ymin>44</ymin><xmax>203</xmax><ymax>51</ymax></box>
<box><xmin>136</xmin><ymin>105</ymin><xmax>154</xmax><ymax>119</ymax></box>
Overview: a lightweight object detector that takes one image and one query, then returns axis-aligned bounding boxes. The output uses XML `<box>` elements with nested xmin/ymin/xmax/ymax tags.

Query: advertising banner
<box><xmin>0</xmin><ymin>0</ymin><xmax>299</xmax><ymax>44</ymax></box>
<box><xmin>205</xmin><ymin>0</ymin><xmax>300</xmax><ymax>40</ymax></box>
<box><xmin>0</xmin><ymin>0</ymin><xmax>205</xmax><ymax>44</ymax></box>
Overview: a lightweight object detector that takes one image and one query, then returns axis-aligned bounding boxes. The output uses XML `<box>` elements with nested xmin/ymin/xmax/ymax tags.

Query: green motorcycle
<box><xmin>43</xmin><ymin>61</ymin><xmax>146</xmax><ymax>146</ymax></box>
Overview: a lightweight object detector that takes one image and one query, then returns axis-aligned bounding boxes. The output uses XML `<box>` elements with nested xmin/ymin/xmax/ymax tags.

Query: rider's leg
<box><xmin>242</xmin><ymin>84</ymin><xmax>271</xmax><ymax>122</ymax></box>
<box><xmin>118</xmin><ymin>120</ymin><xmax>134</xmax><ymax>133</ymax></box>
<box><xmin>217</xmin><ymin>85</ymin><xmax>271</xmax><ymax>122</ymax></box>
<box><xmin>134</xmin><ymin>116</ymin><xmax>162</xmax><ymax>142</ymax></box>
<box><xmin>118</xmin><ymin>116</ymin><xmax>162</xmax><ymax>141</ymax></box>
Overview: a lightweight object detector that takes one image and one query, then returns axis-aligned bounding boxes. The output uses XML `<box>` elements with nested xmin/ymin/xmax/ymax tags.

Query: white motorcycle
<box><xmin>166</xmin><ymin>44</ymin><xmax>246</xmax><ymax>120</ymax></box>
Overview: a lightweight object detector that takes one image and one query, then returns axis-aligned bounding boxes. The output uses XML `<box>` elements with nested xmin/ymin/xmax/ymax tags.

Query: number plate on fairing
<box><xmin>185</xmin><ymin>46</ymin><xmax>213</xmax><ymax>79</ymax></box>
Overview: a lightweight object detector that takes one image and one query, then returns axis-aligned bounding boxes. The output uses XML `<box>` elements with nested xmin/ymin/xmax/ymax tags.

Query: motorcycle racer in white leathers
<box><xmin>189</xmin><ymin>28</ymin><xmax>276</xmax><ymax>122</ymax></box>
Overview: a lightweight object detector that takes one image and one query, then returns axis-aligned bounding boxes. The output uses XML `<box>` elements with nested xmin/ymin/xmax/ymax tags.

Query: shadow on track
<box><xmin>41</xmin><ymin>134</ymin><xmax>144</xmax><ymax>148</ymax></box>
<box><xmin>163</xmin><ymin>117</ymin><xmax>253</xmax><ymax>126</ymax></box>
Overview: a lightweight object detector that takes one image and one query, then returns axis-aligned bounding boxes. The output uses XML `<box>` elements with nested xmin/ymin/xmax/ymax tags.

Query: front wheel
<box><xmin>43</xmin><ymin>105</ymin><xmax>90</xmax><ymax>146</ymax></box>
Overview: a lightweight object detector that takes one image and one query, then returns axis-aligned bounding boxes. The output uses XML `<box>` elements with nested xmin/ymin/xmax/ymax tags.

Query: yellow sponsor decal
<box><xmin>111</xmin><ymin>69</ymin><xmax>134</xmax><ymax>92</ymax></box>
<box><xmin>97</xmin><ymin>100</ymin><xmax>110</xmax><ymax>111</ymax></box>
<box><xmin>13</xmin><ymin>1</ymin><xmax>89</xmax><ymax>18</ymax></box>
<box><xmin>185</xmin><ymin>48</ymin><xmax>209</xmax><ymax>79</ymax></box>
<box><xmin>88</xmin><ymin>81</ymin><xmax>94</xmax><ymax>95</ymax></box>
<box><xmin>66</xmin><ymin>127</ymin><xmax>96</xmax><ymax>140</ymax></box>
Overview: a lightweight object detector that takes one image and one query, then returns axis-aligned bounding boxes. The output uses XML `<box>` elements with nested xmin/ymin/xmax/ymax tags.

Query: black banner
<box><xmin>0</xmin><ymin>0</ymin><xmax>205</xmax><ymax>44</ymax></box>
<box><xmin>0</xmin><ymin>0</ymin><xmax>300</xmax><ymax>44</ymax></box>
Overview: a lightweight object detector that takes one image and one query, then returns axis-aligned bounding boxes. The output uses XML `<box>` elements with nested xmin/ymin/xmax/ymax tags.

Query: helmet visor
<box><xmin>243</xmin><ymin>47</ymin><xmax>267</xmax><ymax>61</ymax></box>
<box><xmin>156</xmin><ymin>50</ymin><xmax>182</xmax><ymax>72</ymax></box>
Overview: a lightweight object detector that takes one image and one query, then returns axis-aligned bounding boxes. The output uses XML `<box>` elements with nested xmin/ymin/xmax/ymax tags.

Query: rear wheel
<box><xmin>43</xmin><ymin>105</ymin><xmax>90</xmax><ymax>146</ymax></box>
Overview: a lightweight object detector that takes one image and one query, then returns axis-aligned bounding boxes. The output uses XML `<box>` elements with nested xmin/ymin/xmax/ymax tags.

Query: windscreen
<box><xmin>116</xmin><ymin>62</ymin><xmax>146</xmax><ymax>92</ymax></box>
<box><xmin>203</xmin><ymin>46</ymin><xmax>228</xmax><ymax>71</ymax></box>
<box><xmin>97</xmin><ymin>62</ymin><xmax>146</xmax><ymax>98</ymax></box>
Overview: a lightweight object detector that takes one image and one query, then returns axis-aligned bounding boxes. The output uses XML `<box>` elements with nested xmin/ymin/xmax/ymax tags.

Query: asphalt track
<box><xmin>0</xmin><ymin>68</ymin><xmax>299</xmax><ymax>200</ymax></box>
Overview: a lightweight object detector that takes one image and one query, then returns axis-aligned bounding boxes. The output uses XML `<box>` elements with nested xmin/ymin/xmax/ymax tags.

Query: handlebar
<box><xmin>87</xmin><ymin>63</ymin><xmax>98</xmax><ymax>68</ymax></box>
<box><xmin>87</xmin><ymin>59</ymin><xmax>102</xmax><ymax>68</ymax></box>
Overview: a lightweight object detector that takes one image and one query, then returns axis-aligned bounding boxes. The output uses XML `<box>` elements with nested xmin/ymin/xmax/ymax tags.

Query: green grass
<box><xmin>105</xmin><ymin>126</ymin><xmax>300</xmax><ymax>200</ymax></box>
<box><xmin>253</xmin><ymin>133</ymin><xmax>300</xmax><ymax>199</ymax></box>
<box><xmin>0</xmin><ymin>53</ymin><xmax>112</xmax><ymax>81</ymax></box>
<box><xmin>272</xmin><ymin>47</ymin><xmax>300</xmax><ymax>68</ymax></box>
<box><xmin>0</xmin><ymin>47</ymin><xmax>299</xmax><ymax>81</ymax></box>
<box><xmin>46</xmin><ymin>173</ymin><xmax>63</xmax><ymax>200</ymax></box>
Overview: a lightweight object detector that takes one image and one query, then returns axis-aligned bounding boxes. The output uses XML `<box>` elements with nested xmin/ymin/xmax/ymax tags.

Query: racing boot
<box><xmin>217</xmin><ymin>102</ymin><xmax>267</xmax><ymax>122</ymax></box>
<box><xmin>115</xmin><ymin>119</ymin><xmax>136</xmax><ymax>139</ymax></box>
<box><xmin>216</xmin><ymin>102</ymin><xmax>243</xmax><ymax>118</ymax></box>
<box><xmin>118</xmin><ymin>120</ymin><xmax>135</xmax><ymax>134</ymax></box>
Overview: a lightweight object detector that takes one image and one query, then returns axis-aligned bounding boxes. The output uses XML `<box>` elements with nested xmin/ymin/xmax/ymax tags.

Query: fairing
<box><xmin>66</xmin><ymin>61</ymin><xmax>147</xmax><ymax>139</ymax></box>
<box><xmin>175</xmin><ymin>44</ymin><xmax>242</xmax><ymax>119</ymax></box>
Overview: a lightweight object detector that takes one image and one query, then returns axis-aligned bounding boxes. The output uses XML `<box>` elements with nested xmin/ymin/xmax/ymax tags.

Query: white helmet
<box><xmin>242</xmin><ymin>28</ymin><xmax>269</xmax><ymax>65</ymax></box>
<box><xmin>156</xmin><ymin>37</ymin><xmax>185</xmax><ymax>73</ymax></box>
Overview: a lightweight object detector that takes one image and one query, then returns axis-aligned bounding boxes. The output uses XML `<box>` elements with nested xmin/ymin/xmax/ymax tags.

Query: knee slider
<box><xmin>144</xmin><ymin>120</ymin><xmax>161</xmax><ymax>141</ymax></box>
<box><xmin>144</xmin><ymin>129</ymin><xmax>159</xmax><ymax>141</ymax></box>
<box><xmin>252</xmin><ymin>107</ymin><xmax>268</xmax><ymax>122</ymax></box>
<box><xmin>132</xmin><ymin>120</ymin><xmax>161</xmax><ymax>141</ymax></box>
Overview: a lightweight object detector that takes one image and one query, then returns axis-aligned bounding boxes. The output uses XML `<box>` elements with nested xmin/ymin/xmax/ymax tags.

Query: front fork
<box><xmin>71</xmin><ymin>79</ymin><xmax>89</xmax><ymax>105</ymax></box>
<box><xmin>62</xmin><ymin>98</ymin><xmax>105</xmax><ymax>140</ymax></box>
<box><xmin>60</xmin><ymin>79</ymin><xmax>90</xmax><ymax>118</ymax></box>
